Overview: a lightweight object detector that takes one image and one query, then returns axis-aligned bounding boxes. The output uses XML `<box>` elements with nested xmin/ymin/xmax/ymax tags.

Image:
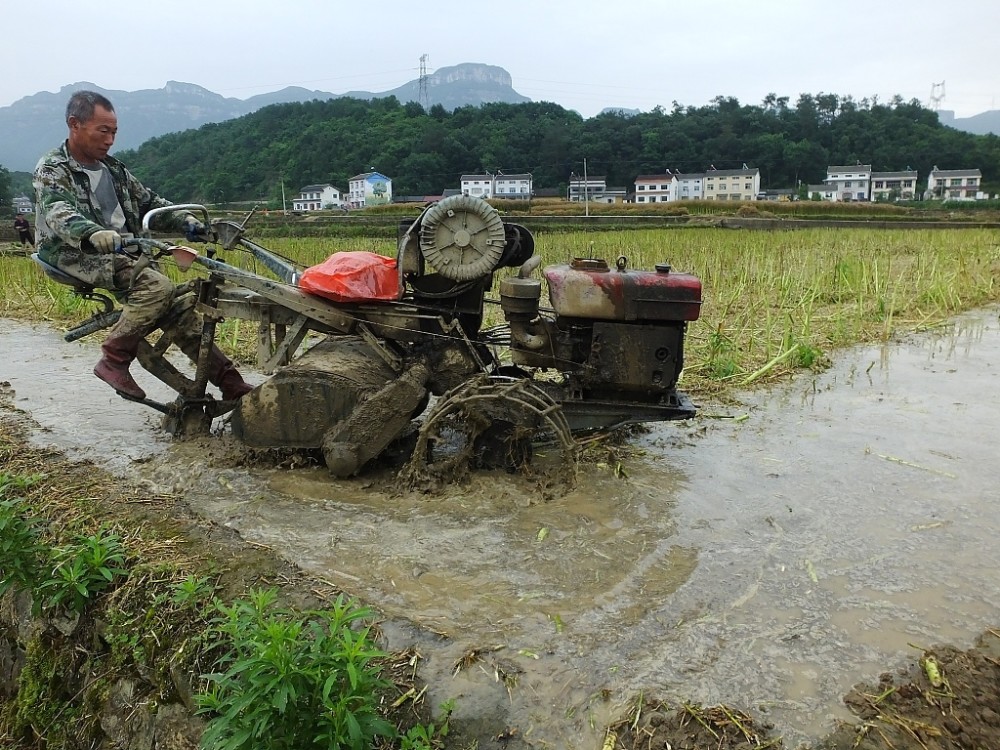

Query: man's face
<box><xmin>68</xmin><ymin>105</ymin><xmax>117</xmax><ymax>164</ymax></box>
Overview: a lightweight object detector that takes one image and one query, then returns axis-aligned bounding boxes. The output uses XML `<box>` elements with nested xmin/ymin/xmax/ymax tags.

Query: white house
<box><xmin>870</xmin><ymin>170</ymin><xmax>918</xmax><ymax>201</ymax></box>
<box><xmin>348</xmin><ymin>171</ymin><xmax>393</xmax><ymax>208</ymax></box>
<box><xmin>702</xmin><ymin>166</ymin><xmax>761</xmax><ymax>201</ymax></box>
<box><xmin>926</xmin><ymin>166</ymin><xmax>983</xmax><ymax>201</ymax></box>
<box><xmin>674</xmin><ymin>172</ymin><xmax>705</xmax><ymax>201</ymax></box>
<box><xmin>493</xmin><ymin>172</ymin><xmax>532</xmax><ymax>198</ymax></box>
<box><xmin>567</xmin><ymin>175</ymin><xmax>607</xmax><ymax>202</ymax></box>
<box><xmin>460</xmin><ymin>174</ymin><xmax>495</xmax><ymax>199</ymax></box>
<box><xmin>634</xmin><ymin>170</ymin><xmax>708</xmax><ymax>202</ymax></box>
<box><xmin>807</xmin><ymin>183</ymin><xmax>838</xmax><ymax>201</ymax></box>
<box><xmin>460</xmin><ymin>172</ymin><xmax>533</xmax><ymax>199</ymax></box>
<box><xmin>292</xmin><ymin>184</ymin><xmax>344</xmax><ymax>212</ymax></box>
<box><xmin>12</xmin><ymin>195</ymin><xmax>33</xmax><ymax>214</ymax></box>
<box><xmin>634</xmin><ymin>173</ymin><xmax>678</xmax><ymax>203</ymax></box>
<box><xmin>825</xmin><ymin>164</ymin><xmax>871</xmax><ymax>201</ymax></box>
<box><xmin>597</xmin><ymin>187</ymin><xmax>628</xmax><ymax>204</ymax></box>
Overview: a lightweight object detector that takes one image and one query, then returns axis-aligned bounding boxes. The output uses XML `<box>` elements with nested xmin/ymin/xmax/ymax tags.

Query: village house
<box><xmin>493</xmin><ymin>173</ymin><xmax>532</xmax><ymax>198</ymax></box>
<box><xmin>702</xmin><ymin>166</ymin><xmax>760</xmax><ymax>202</ymax></box>
<box><xmin>808</xmin><ymin>183</ymin><xmax>838</xmax><ymax>201</ymax></box>
<box><xmin>825</xmin><ymin>164</ymin><xmax>872</xmax><ymax>201</ymax></box>
<box><xmin>634</xmin><ymin>170</ymin><xmax>710</xmax><ymax>202</ymax></box>
<box><xmin>461</xmin><ymin>174</ymin><xmax>495</xmax><ymax>199</ymax></box>
<box><xmin>675</xmin><ymin>173</ymin><xmax>705</xmax><ymax>200</ymax></box>
<box><xmin>291</xmin><ymin>184</ymin><xmax>344</xmax><ymax>212</ymax></box>
<box><xmin>348</xmin><ymin>171</ymin><xmax>393</xmax><ymax>208</ymax></box>
<box><xmin>925</xmin><ymin>167</ymin><xmax>984</xmax><ymax>200</ymax></box>
<box><xmin>458</xmin><ymin>172</ymin><xmax>533</xmax><ymax>200</ymax></box>
<box><xmin>870</xmin><ymin>170</ymin><xmax>918</xmax><ymax>201</ymax></box>
<box><xmin>634</xmin><ymin>173</ymin><xmax>677</xmax><ymax>203</ymax></box>
<box><xmin>567</xmin><ymin>175</ymin><xmax>607</xmax><ymax>202</ymax></box>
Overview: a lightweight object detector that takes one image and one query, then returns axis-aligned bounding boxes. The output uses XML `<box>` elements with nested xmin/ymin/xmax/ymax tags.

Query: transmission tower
<box><xmin>929</xmin><ymin>81</ymin><xmax>946</xmax><ymax>111</ymax></box>
<box><xmin>418</xmin><ymin>54</ymin><xmax>430</xmax><ymax>110</ymax></box>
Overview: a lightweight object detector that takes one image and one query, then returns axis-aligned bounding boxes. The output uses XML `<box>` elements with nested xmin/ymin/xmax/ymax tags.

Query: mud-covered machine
<box><xmin>36</xmin><ymin>196</ymin><xmax>702</xmax><ymax>480</ymax></box>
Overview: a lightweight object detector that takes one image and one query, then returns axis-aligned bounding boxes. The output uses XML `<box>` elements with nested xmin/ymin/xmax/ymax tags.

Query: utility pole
<box><xmin>583</xmin><ymin>158</ymin><xmax>589</xmax><ymax>217</ymax></box>
<box><xmin>280</xmin><ymin>177</ymin><xmax>287</xmax><ymax>215</ymax></box>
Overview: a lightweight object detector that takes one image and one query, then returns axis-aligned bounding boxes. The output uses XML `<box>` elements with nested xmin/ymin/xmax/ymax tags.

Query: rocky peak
<box><xmin>430</xmin><ymin>63</ymin><xmax>513</xmax><ymax>88</ymax></box>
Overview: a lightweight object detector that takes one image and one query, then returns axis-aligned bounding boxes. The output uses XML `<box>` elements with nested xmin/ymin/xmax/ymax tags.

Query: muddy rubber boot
<box><xmin>93</xmin><ymin>334</ymin><xmax>146</xmax><ymax>399</ymax></box>
<box><xmin>207</xmin><ymin>346</ymin><xmax>254</xmax><ymax>400</ymax></box>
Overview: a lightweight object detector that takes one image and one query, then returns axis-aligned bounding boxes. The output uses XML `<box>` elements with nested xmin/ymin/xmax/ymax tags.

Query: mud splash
<box><xmin>2</xmin><ymin>307</ymin><xmax>999</xmax><ymax>748</ymax></box>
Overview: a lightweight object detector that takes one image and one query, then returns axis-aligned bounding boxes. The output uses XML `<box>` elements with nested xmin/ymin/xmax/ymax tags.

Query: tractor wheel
<box><xmin>400</xmin><ymin>375</ymin><xmax>578</xmax><ymax>490</ymax></box>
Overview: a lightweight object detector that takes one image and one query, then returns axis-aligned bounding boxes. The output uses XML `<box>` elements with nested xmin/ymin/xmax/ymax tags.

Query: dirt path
<box><xmin>3</xmin><ymin>307</ymin><xmax>1000</xmax><ymax>748</ymax></box>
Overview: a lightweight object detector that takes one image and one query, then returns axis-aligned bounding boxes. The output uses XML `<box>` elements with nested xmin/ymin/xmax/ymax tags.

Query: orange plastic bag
<box><xmin>298</xmin><ymin>251</ymin><xmax>400</xmax><ymax>303</ymax></box>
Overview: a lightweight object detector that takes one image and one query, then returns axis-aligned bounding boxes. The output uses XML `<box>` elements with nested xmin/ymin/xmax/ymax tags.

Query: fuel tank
<box><xmin>544</xmin><ymin>258</ymin><xmax>701</xmax><ymax>322</ymax></box>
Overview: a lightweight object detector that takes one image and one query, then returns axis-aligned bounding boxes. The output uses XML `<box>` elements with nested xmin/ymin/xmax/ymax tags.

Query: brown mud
<box><xmin>2</xmin><ymin>306</ymin><xmax>1000</xmax><ymax>748</ymax></box>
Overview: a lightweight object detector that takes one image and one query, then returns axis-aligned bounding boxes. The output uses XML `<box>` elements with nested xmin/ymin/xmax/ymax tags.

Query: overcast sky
<box><xmin>5</xmin><ymin>0</ymin><xmax>998</xmax><ymax>118</ymax></box>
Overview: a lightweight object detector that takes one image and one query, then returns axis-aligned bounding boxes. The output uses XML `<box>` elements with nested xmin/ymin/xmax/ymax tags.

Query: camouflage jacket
<box><xmin>33</xmin><ymin>141</ymin><xmax>189</xmax><ymax>264</ymax></box>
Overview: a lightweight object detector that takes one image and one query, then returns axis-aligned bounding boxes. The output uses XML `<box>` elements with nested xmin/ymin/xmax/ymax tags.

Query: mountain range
<box><xmin>0</xmin><ymin>63</ymin><xmax>529</xmax><ymax>172</ymax></box>
<box><xmin>1</xmin><ymin>63</ymin><xmax>996</xmax><ymax>173</ymax></box>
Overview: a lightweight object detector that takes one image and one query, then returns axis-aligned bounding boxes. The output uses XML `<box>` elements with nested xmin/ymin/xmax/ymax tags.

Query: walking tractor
<box><xmin>34</xmin><ymin>196</ymin><xmax>702</xmax><ymax>484</ymax></box>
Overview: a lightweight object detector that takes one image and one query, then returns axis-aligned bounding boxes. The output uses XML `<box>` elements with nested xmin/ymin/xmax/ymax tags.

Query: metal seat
<box><xmin>31</xmin><ymin>252</ymin><xmax>119</xmax><ymax>341</ymax></box>
<box><xmin>31</xmin><ymin>253</ymin><xmax>96</xmax><ymax>293</ymax></box>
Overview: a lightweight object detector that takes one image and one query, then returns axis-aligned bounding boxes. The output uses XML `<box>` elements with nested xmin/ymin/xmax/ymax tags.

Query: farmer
<box><xmin>33</xmin><ymin>90</ymin><xmax>253</xmax><ymax>402</ymax></box>
<box><xmin>13</xmin><ymin>214</ymin><xmax>33</xmax><ymax>247</ymax></box>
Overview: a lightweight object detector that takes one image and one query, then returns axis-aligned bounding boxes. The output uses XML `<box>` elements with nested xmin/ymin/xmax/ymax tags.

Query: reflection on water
<box><xmin>2</xmin><ymin>307</ymin><xmax>999</xmax><ymax>747</ymax></box>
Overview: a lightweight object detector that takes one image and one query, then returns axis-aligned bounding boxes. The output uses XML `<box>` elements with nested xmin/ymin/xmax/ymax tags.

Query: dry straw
<box><xmin>3</xmin><ymin>227</ymin><xmax>997</xmax><ymax>394</ymax></box>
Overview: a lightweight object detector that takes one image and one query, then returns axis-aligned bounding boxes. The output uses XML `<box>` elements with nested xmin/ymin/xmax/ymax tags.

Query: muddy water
<box><xmin>2</xmin><ymin>309</ymin><xmax>1000</xmax><ymax>748</ymax></box>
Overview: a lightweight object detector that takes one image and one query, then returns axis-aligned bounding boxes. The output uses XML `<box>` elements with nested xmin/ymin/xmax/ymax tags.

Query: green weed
<box><xmin>196</xmin><ymin>588</ymin><xmax>395</xmax><ymax>750</ymax></box>
<box><xmin>37</xmin><ymin>528</ymin><xmax>129</xmax><ymax>613</ymax></box>
<box><xmin>0</xmin><ymin>483</ymin><xmax>46</xmax><ymax>597</ymax></box>
<box><xmin>172</xmin><ymin>574</ymin><xmax>217</xmax><ymax>609</ymax></box>
<box><xmin>400</xmin><ymin>700</ymin><xmax>453</xmax><ymax>750</ymax></box>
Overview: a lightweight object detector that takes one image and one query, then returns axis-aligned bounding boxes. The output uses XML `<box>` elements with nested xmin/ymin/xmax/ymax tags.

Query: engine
<box><xmin>500</xmin><ymin>256</ymin><xmax>702</xmax><ymax>405</ymax></box>
<box><xmin>395</xmin><ymin>193</ymin><xmax>703</xmax><ymax>429</ymax></box>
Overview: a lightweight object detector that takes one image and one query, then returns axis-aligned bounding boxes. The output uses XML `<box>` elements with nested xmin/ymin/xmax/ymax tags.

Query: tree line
<box><xmin>104</xmin><ymin>93</ymin><xmax>999</xmax><ymax>205</ymax></box>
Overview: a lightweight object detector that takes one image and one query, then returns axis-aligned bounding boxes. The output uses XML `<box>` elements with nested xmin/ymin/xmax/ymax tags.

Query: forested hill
<box><xmin>118</xmin><ymin>93</ymin><xmax>1000</xmax><ymax>204</ymax></box>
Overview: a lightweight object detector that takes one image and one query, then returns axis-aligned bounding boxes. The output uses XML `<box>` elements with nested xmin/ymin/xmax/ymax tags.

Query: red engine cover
<box><xmin>544</xmin><ymin>258</ymin><xmax>701</xmax><ymax>322</ymax></box>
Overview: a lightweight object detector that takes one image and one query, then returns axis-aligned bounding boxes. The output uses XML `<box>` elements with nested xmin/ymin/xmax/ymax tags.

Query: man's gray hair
<box><xmin>66</xmin><ymin>90</ymin><xmax>114</xmax><ymax>125</ymax></box>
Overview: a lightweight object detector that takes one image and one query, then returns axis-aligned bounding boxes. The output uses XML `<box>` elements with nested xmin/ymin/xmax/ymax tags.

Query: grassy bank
<box><xmin>0</xmin><ymin>413</ymin><xmax>444</xmax><ymax>749</ymax></box>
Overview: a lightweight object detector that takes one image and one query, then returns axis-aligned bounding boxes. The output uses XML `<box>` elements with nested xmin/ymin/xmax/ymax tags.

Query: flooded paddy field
<box><xmin>1</xmin><ymin>307</ymin><xmax>998</xmax><ymax>748</ymax></box>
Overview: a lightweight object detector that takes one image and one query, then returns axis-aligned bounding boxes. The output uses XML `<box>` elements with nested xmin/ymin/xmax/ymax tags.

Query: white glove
<box><xmin>89</xmin><ymin>229</ymin><xmax>121</xmax><ymax>253</ymax></box>
<box><xmin>182</xmin><ymin>215</ymin><xmax>207</xmax><ymax>238</ymax></box>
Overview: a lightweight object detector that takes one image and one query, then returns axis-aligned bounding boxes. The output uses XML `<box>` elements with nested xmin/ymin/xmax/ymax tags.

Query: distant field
<box><xmin>208</xmin><ymin>198</ymin><xmax>1000</xmax><ymax>241</ymax></box>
